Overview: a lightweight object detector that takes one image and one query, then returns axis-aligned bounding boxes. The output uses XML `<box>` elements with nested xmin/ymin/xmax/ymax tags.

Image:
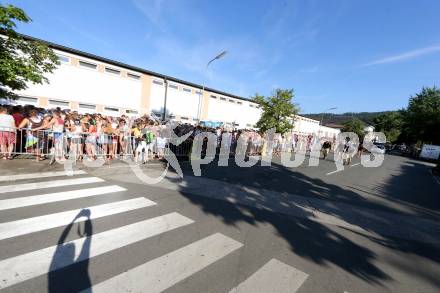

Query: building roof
<box><xmin>19</xmin><ymin>33</ymin><xmax>254</xmax><ymax>103</ymax></box>
<box><xmin>294</xmin><ymin>114</ymin><xmax>319</xmax><ymax>124</ymax></box>
<box><xmin>323</xmin><ymin>123</ymin><xmax>344</xmax><ymax>129</ymax></box>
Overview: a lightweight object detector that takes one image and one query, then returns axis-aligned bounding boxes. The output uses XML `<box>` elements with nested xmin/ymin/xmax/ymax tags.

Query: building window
<box><xmin>126</xmin><ymin>109</ymin><xmax>139</xmax><ymax>114</ymax></box>
<box><xmin>237</xmin><ymin>101</ymin><xmax>242</xmax><ymax>105</ymax></box>
<box><xmin>229</xmin><ymin>99</ymin><xmax>235</xmax><ymax>103</ymax></box>
<box><xmin>79</xmin><ymin>103</ymin><xmax>96</xmax><ymax>110</ymax></box>
<box><xmin>195</xmin><ymin>90</ymin><xmax>202</xmax><ymax>95</ymax></box>
<box><xmin>127</xmin><ymin>73</ymin><xmax>141</xmax><ymax>80</ymax></box>
<box><xmin>104</xmin><ymin>107</ymin><xmax>119</xmax><ymax>112</ymax></box>
<box><xmin>168</xmin><ymin>84</ymin><xmax>178</xmax><ymax>90</ymax></box>
<box><xmin>78</xmin><ymin>103</ymin><xmax>96</xmax><ymax>114</ymax></box>
<box><xmin>79</xmin><ymin>60</ymin><xmax>98</xmax><ymax>70</ymax></box>
<box><xmin>152</xmin><ymin>80</ymin><xmax>164</xmax><ymax>86</ymax></box>
<box><xmin>181</xmin><ymin>116</ymin><xmax>189</xmax><ymax>120</ymax></box>
<box><xmin>183</xmin><ymin>87</ymin><xmax>191</xmax><ymax>93</ymax></box>
<box><xmin>210</xmin><ymin>95</ymin><xmax>217</xmax><ymax>99</ymax></box>
<box><xmin>56</xmin><ymin>54</ymin><xmax>70</xmax><ymax>63</ymax></box>
<box><xmin>105</xmin><ymin>67</ymin><xmax>121</xmax><ymax>75</ymax></box>
<box><xmin>220</xmin><ymin>97</ymin><xmax>226</xmax><ymax>101</ymax></box>
<box><xmin>17</xmin><ymin>97</ymin><xmax>38</xmax><ymax>105</ymax></box>
<box><xmin>49</xmin><ymin>99</ymin><xmax>69</xmax><ymax>107</ymax></box>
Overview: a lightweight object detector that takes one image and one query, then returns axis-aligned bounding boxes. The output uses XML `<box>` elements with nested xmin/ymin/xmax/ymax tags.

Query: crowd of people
<box><xmin>0</xmin><ymin>104</ymin><xmax>340</xmax><ymax>164</ymax></box>
<box><xmin>0</xmin><ymin>104</ymin><xmax>167</xmax><ymax>162</ymax></box>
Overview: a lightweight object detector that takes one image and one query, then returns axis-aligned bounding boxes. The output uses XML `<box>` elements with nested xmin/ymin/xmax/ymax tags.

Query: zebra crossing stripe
<box><xmin>0</xmin><ymin>197</ymin><xmax>155</xmax><ymax>240</ymax></box>
<box><xmin>0</xmin><ymin>170</ymin><xmax>86</xmax><ymax>182</ymax></box>
<box><xmin>0</xmin><ymin>185</ymin><xmax>126</xmax><ymax>211</ymax></box>
<box><xmin>228</xmin><ymin>259</ymin><xmax>308</xmax><ymax>293</ymax></box>
<box><xmin>0</xmin><ymin>177</ymin><xmax>105</xmax><ymax>194</ymax></box>
<box><xmin>83</xmin><ymin>233</ymin><xmax>243</xmax><ymax>293</ymax></box>
<box><xmin>0</xmin><ymin>212</ymin><xmax>194</xmax><ymax>289</ymax></box>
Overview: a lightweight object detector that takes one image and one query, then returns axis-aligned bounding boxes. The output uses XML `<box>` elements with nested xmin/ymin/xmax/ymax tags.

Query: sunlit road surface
<box><xmin>0</xmin><ymin>153</ymin><xmax>439</xmax><ymax>293</ymax></box>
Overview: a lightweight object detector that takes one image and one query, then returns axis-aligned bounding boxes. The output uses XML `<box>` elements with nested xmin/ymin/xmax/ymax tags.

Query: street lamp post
<box><xmin>197</xmin><ymin>50</ymin><xmax>227</xmax><ymax>122</ymax></box>
<box><xmin>162</xmin><ymin>78</ymin><xmax>168</xmax><ymax>122</ymax></box>
<box><xmin>320</xmin><ymin>107</ymin><xmax>337</xmax><ymax>126</ymax></box>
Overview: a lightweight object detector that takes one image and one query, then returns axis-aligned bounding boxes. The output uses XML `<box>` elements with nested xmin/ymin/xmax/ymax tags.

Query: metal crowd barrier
<box><xmin>0</xmin><ymin>128</ymin><xmax>193</xmax><ymax>161</ymax></box>
<box><xmin>1</xmin><ymin>127</ymin><xmax>334</xmax><ymax>161</ymax></box>
<box><xmin>0</xmin><ymin>128</ymin><xmax>136</xmax><ymax>160</ymax></box>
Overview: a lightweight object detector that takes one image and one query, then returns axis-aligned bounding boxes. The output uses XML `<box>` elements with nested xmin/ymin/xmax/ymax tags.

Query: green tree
<box><xmin>373</xmin><ymin>111</ymin><xmax>404</xmax><ymax>143</ymax></box>
<box><xmin>402</xmin><ymin>86</ymin><xmax>440</xmax><ymax>144</ymax></box>
<box><xmin>253</xmin><ymin>89</ymin><xmax>299</xmax><ymax>134</ymax></box>
<box><xmin>0</xmin><ymin>4</ymin><xmax>59</xmax><ymax>99</ymax></box>
<box><xmin>342</xmin><ymin>117</ymin><xmax>366</xmax><ymax>139</ymax></box>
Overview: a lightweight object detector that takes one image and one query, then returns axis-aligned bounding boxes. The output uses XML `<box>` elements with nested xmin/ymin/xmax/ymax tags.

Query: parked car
<box><xmin>384</xmin><ymin>143</ymin><xmax>394</xmax><ymax>151</ymax></box>
<box><xmin>373</xmin><ymin>142</ymin><xmax>386</xmax><ymax>154</ymax></box>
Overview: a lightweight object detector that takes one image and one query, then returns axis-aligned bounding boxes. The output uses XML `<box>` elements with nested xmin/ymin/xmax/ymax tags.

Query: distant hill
<box><xmin>302</xmin><ymin>111</ymin><xmax>393</xmax><ymax>126</ymax></box>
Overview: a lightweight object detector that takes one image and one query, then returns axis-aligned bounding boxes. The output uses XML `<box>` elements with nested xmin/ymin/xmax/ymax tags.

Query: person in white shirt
<box><xmin>0</xmin><ymin>106</ymin><xmax>16</xmax><ymax>160</ymax></box>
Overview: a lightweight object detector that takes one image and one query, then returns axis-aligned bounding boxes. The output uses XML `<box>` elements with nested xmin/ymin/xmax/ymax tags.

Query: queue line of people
<box><xmin>1</xmin><ymin>104</ymin><xmax>342</xmax><ymax>163</ymax></box>
<box><xmin>0</xmin><ymin>105</ymin><xmax>164</xmax><ymax>163</ymax></box>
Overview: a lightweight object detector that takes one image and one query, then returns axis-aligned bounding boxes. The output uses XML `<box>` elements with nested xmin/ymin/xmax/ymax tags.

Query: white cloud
<box><xmin>136</xmin><ymin>35</ymin><xmax>257</xmax><ymax>97</ymax></box>
<box><xmin>130</xmin><ymin>1</ymin><xmax>304</xmax><ymax>97</ymax></box>
<box><xmin>51</xmin><ymin>16</ymin><xmax>112</xmax><ymax>47</ymax></box>
<box><xmin>131</xmin><ymin>0</ymin><xmax>204</xmax><ymax>33</ymax></box>
<box><xmin>132</xmin><ymin>0</ymin><xmax>165</xmax><ymax>27</ymax></box>
<box><xmin>363</xmin><ymin>45</ymin><xmax>440</xmax><ymax>66</ymax></box>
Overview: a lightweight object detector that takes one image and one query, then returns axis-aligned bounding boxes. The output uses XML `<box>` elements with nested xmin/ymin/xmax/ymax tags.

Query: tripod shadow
<box><xmin>48</xmin><ymin>209</ymin><xmax>93</xmax><ymax>293</ymax></box>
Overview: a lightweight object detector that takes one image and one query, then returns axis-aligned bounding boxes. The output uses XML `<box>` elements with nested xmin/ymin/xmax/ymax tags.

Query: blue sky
<box><xmin>4</xmin><ymin>0</ymin><xmax>440</xmax><ymax>113</ymax></box>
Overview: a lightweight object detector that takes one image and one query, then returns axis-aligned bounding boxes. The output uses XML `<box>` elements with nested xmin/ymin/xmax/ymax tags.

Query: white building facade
<box><xmin>292</xmin><ymin>115</ymin><xmax>340</xmax><ymax>138</ymax></box>
<box><xmin>11</xmin><ymin>35</ymin><xmax>262</xmax><ymax>129</ymax></box>
<box><xmin>7</xmin><ymin>35</ymin><xmax>339</xmax><ymax>137</ymax></box>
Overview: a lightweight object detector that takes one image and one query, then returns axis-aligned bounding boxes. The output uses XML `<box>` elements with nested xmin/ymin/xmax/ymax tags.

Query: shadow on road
<box><xmin>48</xmin><ymin>209</ymin><xmax>93</xmax><ymax>293</ymax></box>
<box><xmin>164</xmin><ymin>155</ymin><xmax>440</xmax><ymax>287</ymax></box>
<box><xmin>376</xmin><ymin>159</ymin><xmax>440</xmax><ymax>214</ymax></box>
<box><xmin>179</xmin><ymin>155</ymin><xmax>439</xmax><ymax>219</ymax></box>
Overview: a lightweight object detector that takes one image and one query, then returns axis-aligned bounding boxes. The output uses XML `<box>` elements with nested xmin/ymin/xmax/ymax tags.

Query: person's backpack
<box><xmin>146</xmin><ymin>131</ymin><xmax>155</xmax><ymax>144</ymax></box>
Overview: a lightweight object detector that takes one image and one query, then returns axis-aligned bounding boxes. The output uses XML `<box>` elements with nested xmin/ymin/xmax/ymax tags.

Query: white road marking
<box><xmin>0</xmin><ymin>170</ymin><xmax>86</xmax><ymax>182</ymax></box>
<box><xmin>0</xmin><ymin>177</ymin><xmax>104</xmax><ymax>194</ymax></box>
<box><xmin>0</xmin><ymin>197</ymin><xmax>155</xmax><ymax>240</ymax></box>
<box><xmin>84</xmin><ymin>233</ymin><xmax>243</xmax><ymax>293</ymax></box>
<box><xmin>229</xmin><ymin>259</ymin><xmax>308</xmax><ymax>293</ymax></box>
<box><xmin>326</xmin><ymin>169</ymin><xmax>343</xmax><ymax>175</ymax></box>
<box><xmin>326</xmin><ymin>162</ymin><xmax>360</xmax><ymax>175</ymax></box>
<box><xmin>0</xmin><ymin>185</ymin><xmax>126</xmax><ymax>211</ymax></box>
<box><xmin>103</xmin><ymin>163</ymin><xmax>164</xmax><ymax>169</ymax></box>
<box><xmin>0</xmin><ymin>212</ymin><xmax>194</xmax><ymax>289</ymax></box>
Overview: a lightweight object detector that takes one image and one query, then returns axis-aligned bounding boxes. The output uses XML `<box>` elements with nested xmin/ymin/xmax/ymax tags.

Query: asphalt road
<box><xmin>0</xmin><ymin>152</ymin><xmax>439</xmax><ymax>293</ymax></box>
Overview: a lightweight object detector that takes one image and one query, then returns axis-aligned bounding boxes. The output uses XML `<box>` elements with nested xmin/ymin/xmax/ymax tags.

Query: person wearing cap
<box><xmin>342</xmin><ymin>136</ymin><xmax>352</xmax><ymax>165</ymax></box>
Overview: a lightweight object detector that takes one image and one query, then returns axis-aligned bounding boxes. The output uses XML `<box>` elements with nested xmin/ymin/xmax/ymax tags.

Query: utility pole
<box><xmin>162</xmin><ymin>78</ymin><xmax>168</xmax><ymax>122</ymax></box>
<box><xmin>197</xmin><ymin>50</ymin><xmax>228</xmax><ymax>121</ymax></box>
<box><xmin>320</xmin><ymin>107</ymin><xmax>337</xmax><ymax>125</ymax></box>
